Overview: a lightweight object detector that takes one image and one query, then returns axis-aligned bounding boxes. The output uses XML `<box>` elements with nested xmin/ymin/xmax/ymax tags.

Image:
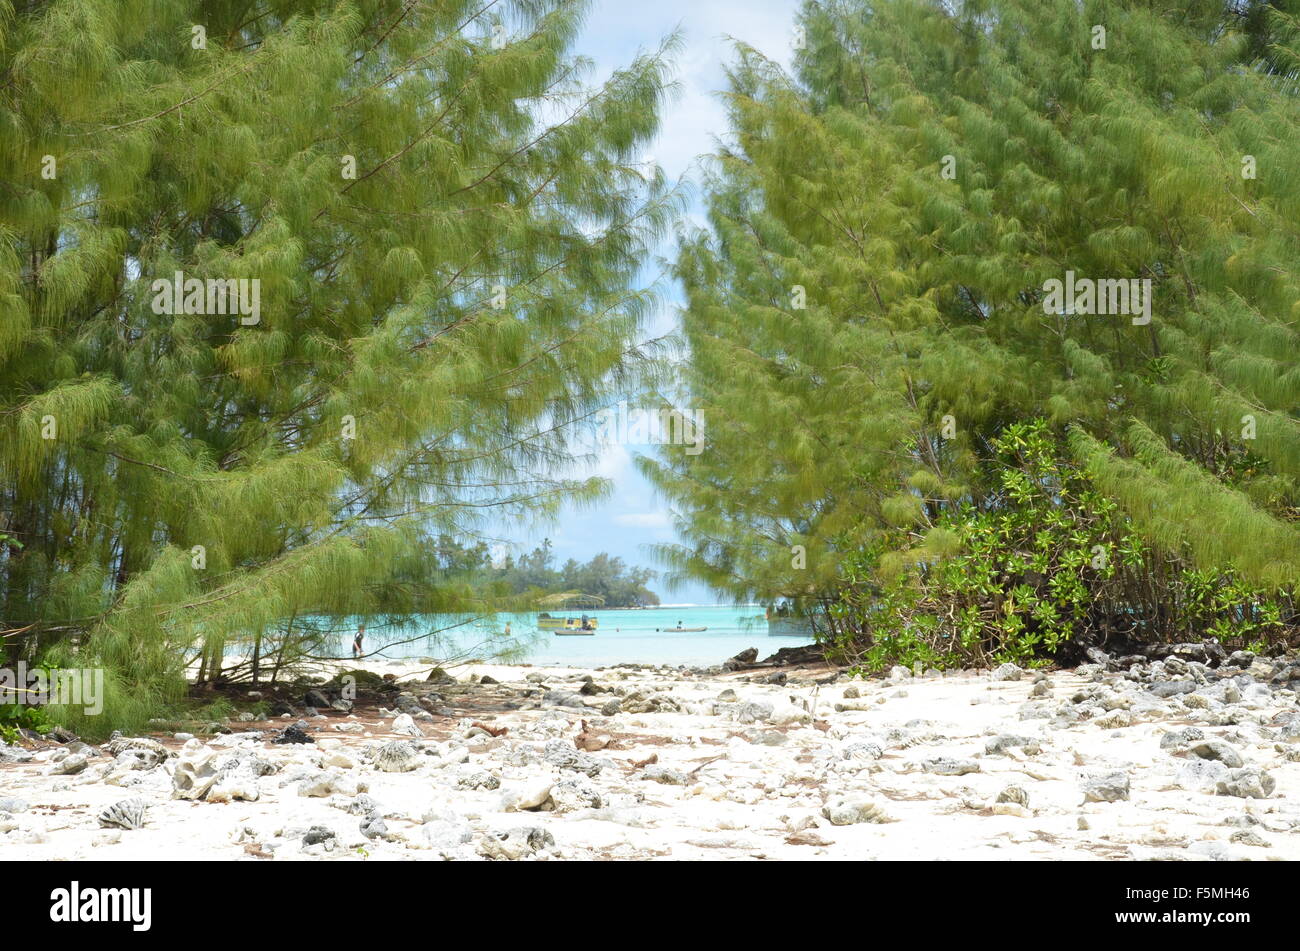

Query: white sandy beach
<box><xmin>1</xmin><ymin>652</ymin><xmax>1298</xmax><ymax>861</ymax></box>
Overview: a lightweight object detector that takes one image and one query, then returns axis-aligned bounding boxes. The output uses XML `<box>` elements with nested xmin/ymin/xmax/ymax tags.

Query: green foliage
<box><xmin>829</xmin><ymin>421</ymin><xmax>1294</xmax><ymax>671</ymax></box>
<box><xmin>437</xmin><ymin>536</ymin><xmax>661</xmax><ymax>607</ymax></box>
<box><xmin>645</xmin><ymin>0</ymin><xmax>1300</xmax><ymax>653</ymax></box>
<box><xmin>0</xmin><ymin>702</ymin><xmax>52</xmax><ymax>744</ymax></box>
<box><xmin>0</xmin><ymin>0</ymin><xmax>678</xmax><ymax>736</ymax></box>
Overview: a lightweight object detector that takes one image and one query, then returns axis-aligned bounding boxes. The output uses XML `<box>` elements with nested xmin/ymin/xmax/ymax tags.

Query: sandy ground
<box><xmin>1</xmin><ymin>655</ymin><xmax>1298</xmax><ymax>860</ymax></box>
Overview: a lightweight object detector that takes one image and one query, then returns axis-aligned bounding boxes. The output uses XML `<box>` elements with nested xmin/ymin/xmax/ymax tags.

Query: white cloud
<box><xmin>575</xmin><ymin>1</ymin><xmax>801</xmax><ymax>181</ymax></box>
<box><xmin>591</xmin><ymin>441</ymin><xmax>633</xmax><ymax>480</ymax></box>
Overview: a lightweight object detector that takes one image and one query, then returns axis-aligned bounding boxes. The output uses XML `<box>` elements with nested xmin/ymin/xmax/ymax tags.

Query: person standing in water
<box><xmin>504</xmin><ymin>621</ymin><xmax>512</xmax><ymax>636</ymax></box>
<box><xmin>352</xmin><ymin>622</ymin><xmax>365</xmax><ymax>659</ymax></box>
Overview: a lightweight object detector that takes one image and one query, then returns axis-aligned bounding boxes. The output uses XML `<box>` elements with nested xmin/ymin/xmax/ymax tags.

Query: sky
<box><xmin>498</xmin><ymin>1</ymin><xmax>804</xmax><ymax>605</ymax></box>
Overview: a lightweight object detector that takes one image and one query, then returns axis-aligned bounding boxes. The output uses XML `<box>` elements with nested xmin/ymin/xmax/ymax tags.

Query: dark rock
<box><xmin>303</xmin><ymin>825</ymin><xmax>335</xmax><ymax>846</ymax></box>
<box><xmin>1139</xmin><ymin>641</ymin><xmax>1227</xmax><ymax>666</ymax></box>
<box><xmin>1085</xmin><ymin>647</ymin><xmax>1111</xmax><ymax>666</ymax></box>
<box><xmin>274</xmin><ymin>725</ymin><xmax>314</xmax><ymax>745</ymax></box>
<box><xmin>759</xmin><ymin>644</ymin><xmax>824</xmax><ymax>667</ymax></box>
<box><xmin>722</xmin><ymin>648</ymin><xmax>759</xmax><ymax>671</ymax></box>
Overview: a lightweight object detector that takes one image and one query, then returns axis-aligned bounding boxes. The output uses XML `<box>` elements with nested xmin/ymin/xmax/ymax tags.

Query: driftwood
<box><xmin>723</xmin><ymin>643</ymin><xmax>824</xmax><ymax>671</ymax></box>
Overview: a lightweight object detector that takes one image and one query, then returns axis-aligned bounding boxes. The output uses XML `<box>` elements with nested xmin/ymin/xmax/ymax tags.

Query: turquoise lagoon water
<box><xmin>357</xmin><ymin>604</ymin><xmax>813</xmax><ymax>668</ymax></box>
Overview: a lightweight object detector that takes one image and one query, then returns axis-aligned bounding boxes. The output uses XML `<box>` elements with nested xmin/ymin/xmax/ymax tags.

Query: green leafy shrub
<box><xmin>830</xmin><ymin>421</ymin><xmax>1296</xmax><ymax>673</ymax></box>
<box><xmin>0</xmin><ymin>703</ymin><xmax>52</xmax><ymax>745</ymax></box>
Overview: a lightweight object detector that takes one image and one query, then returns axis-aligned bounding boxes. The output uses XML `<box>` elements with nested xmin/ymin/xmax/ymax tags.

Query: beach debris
<box><xmin>502</xmin><ymin>780</ymin><xmax>554</xmax><ymax>812</ymax></box>
<box><xmin>303</xmin><ymin>825</ymin><xmax>335</xmax><ymax>847</ymax></box>
<box><xmin>172</xmin><ymin>748</ymin><xmax>221</xmax><ymax>800</ymax></box>
<box><xmin>208</xmin><ymin>766</ymin><xmax>262</xmax><ymax>803</ymax></box>
<box><xmin>390</xmin><ymin>713</ymin><xmax>423</xmax><ymax>737</ymax></box>
<box><xmin>921</xmin><ymin>757</ymin><xmax>981</xmax><ymax>776</ymax></box>
<box><xmin>1189</xmin><ymin>740</ymin><xmax>1244</xmax><ymax>768</ymax></box>
<box><xmin>575</xmin><ymin>720</ymin><xmax>611</xmax><ymax>751</ymax></box>
<box><xmin>722</xmin><ymin>648</ymin><xmax>758</xmax><ymax>671</ymax></box>
<box><xmin>542</xmin><ymin>739</ymin><xmax>603</xmax><ymax>777</ymax></box>
<box><xmin>274</xmin><ymin>725</ymin><xmax>313</xmax><ymax>744</ymax></box>
<box><xmin>1228</xmin><ymin>829</ymin><xmax>1270</xmax><ymax>848</ymax></box>
<box><xmin>415</xmin><ymin>813</ymin><xmax>475</xmax><ymax>855</ymax></box>
<box><xmin>477</xmin><ymin>826</ymin><xmax>554</xmax><ymax>860</ymax></box>
<box><xmin>984</xmin><ymin>734</ymin><xmax>1040</xmax><ymax>756</ymax></box>
<box><xmin>1215</xmin><ymin>768</ymin><xmax>1275</xmax><ymax>799</ymax></box>
<box><xmin>346</xmin><ymin>794</ymin><xmax>383</xmax><ymax>816</ymax></box>
<box><xmin>735</xmin><ymin>700</ymin><xmax>773</xmax><ymax>723</ymax></box>
<box><xmin>48</xmin><ymin>753</ymin><xmax>88</xmax><ymax>776</ymax></box>
<box><xmin>456</xmin><ymin>771</ymin><xmax>501</xmax><ymax>791</ymax></box>
<box><xmin>373</xmin><ymin>741</ymin><xmax>422</xmax><ymax>773</ymax></box>
<box><xmin>996</xmin><ymin>786</ymin><xmax>1030</xmax><ymax>807</ymax></box>
<box><xmin>548</xmin><ymin>779</ymin><xmax>604</xmax><ymax>813</ymax></box>
<box><xmin>1081</xmin><ymin>771</ymin><xmax>1131</xmax><ymax>803</ymax></box>
<box><xmin>641</xmin><ymin>764</ymin><xmax>688</xmax><ymax>785</ymax></box>
<box><xmin>786</xmin><ymin>830</ymin><xmax>833</xmax><ymax>847</ymax></box>
<box><xmin>359</xmin><ymin>812</ymin><xmax>389</xmax><ymax>840</ymax></box>
<box><xmin>821</xmin><ymin>797</ymin><xmax>894</xmax><ymax>825</ymax></box>
<box><xmin>1159</xmin><ymin>726</ymin><xmax>1204</xmax><ymax>749</ymax></box>
<box><xmin>842</xmin><ymin>740</ymin><xmax>884</xmax><ymax>762</ymax></box>
<box><xmin>105</xmin><ymin>734</ymin><xmax>169</xmax><ymax>762</ymax></box>
<box><xmin>770</xmin><ymin>704</ymin><xmax>811</xmax><ymax>726</ymax></box>
<box><xmin>97</xmin><ymin>798</ymin><xmax>150</xmax><ymax>830</ymax></box>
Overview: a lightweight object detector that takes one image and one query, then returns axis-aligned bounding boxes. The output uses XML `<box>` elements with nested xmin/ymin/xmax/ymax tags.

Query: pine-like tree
<box><xmin>645</xmin><ymin>0</ymin><xmax>1299</xmax><ymax>647</ymax></box>
<box><xmin>0</xmin><ymin>0</ymin><xmax>679</xmax><ymax>733</ymax></box>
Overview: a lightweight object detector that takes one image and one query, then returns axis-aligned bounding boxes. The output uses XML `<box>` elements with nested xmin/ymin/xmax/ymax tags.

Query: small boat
<box><xmin>535</xmin><ymin>592</ymin><xmax>603</xmax><ymax>634</ymax></box>
<box><xmin>554</xmin><ymin>630</ymin><xmax>596</xmax><ymax>636</ymax></box>
<box><xmin>543</xmin><ymin>616</ymin><xmax>598</xmax><ymax>634</ymax></box>
<box><xmin>666</xmin><ymin>626</ymin><xmax>707</xmax><ymax>632</ymax></box>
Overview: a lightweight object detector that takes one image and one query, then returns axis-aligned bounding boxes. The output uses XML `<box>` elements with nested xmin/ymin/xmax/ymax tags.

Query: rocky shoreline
<box><xmin>2</xmin><ymin>644</ymin><xmax>1299</xmax><ymax>861</ymax></box>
